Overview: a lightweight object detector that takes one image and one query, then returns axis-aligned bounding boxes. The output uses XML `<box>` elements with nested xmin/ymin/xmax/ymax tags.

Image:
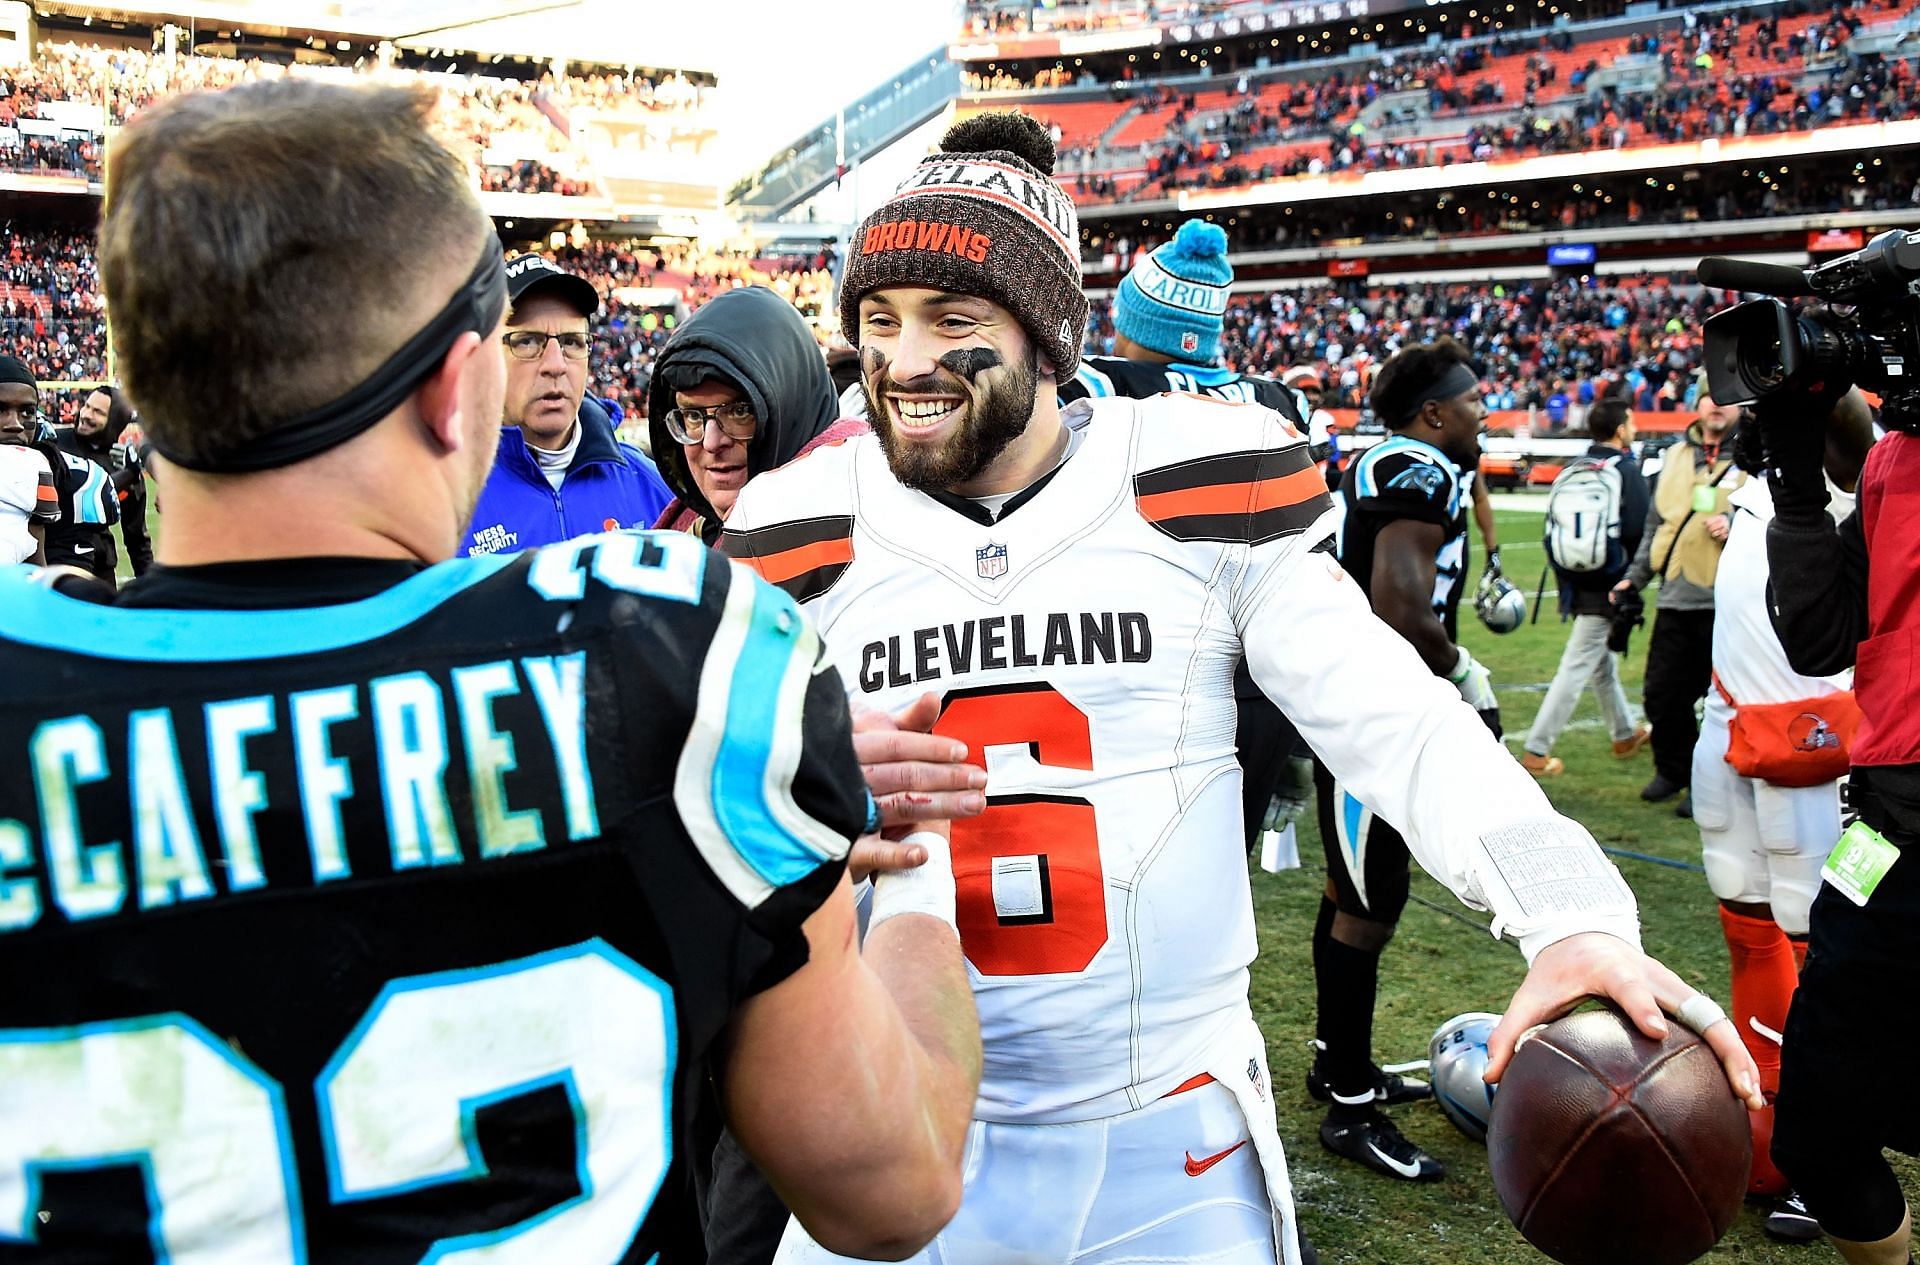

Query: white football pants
<box><xmin>773</xmin><ymin>1078</ymin><xmax>1277</xmax><ymax>1265</ymax></box>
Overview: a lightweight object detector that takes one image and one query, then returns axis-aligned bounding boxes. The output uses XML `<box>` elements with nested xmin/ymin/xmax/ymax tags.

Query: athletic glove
<box><xmin>1448</xmin><ymin>645</ymin><xmax>1498</xmax><ymax>713</ymax></box>
<box><xmin>1754</xmin><ymin>390</ymin><xmax>1836</xmax><ymax>523</ymax></box>
<box><xmin>1483</xmin><ymin>548</ymin><xmax>1503</xmax><ymax>581</ymax></box>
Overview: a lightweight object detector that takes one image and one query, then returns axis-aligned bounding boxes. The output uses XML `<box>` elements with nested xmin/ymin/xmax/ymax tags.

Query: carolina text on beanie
<box><xmin>838</xmin><ymin>111</ymin><xmax>1088</xmax><ymax>377</ymax></box>
<box><xmin>1113</xmin><ymin>218</ymin><xmax>1232</xmax><ymax>363</ymax></box>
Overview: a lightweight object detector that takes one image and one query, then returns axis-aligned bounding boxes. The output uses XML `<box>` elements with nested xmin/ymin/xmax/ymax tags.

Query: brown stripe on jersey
<box><xmin>1134</xmin><ymin>449</ymin><xmax>1275</xmax><ymax>498</ymax></box>
<box><xmin>720</xmin><ymin>515</ymin><xmax>854</xmax><ymax>602</ymax></box>
<box><xmin>1134</xmin><ymin>447</ymin><xmax>1329</xmax><ymax>544</ymax></box>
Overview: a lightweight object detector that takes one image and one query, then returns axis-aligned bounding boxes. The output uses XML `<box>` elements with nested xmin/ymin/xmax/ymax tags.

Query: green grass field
<box><xmin>1258</xmin><ymin>505</ymin><xmax>1916</xmax><ymax>1263</ymax></box>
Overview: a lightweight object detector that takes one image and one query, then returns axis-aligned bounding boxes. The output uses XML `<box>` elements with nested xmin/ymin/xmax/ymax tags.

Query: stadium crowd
<box><xmin>1084</xmin><ymin>150</ymin><xmax>1920</xmax><ymax>256</ymax></box>
<box><xmin>970</xmin><ymin>0</ymin><xmax>1910</xmax><ymax>202</ymax></box>
<box><xmin>1115</xmin><ymin>48</ymin><xmax>1917</xmax><ymax>197</ymax></box>
<box><xmin>1085</xmin><ymin>273</ymin><xmax>1716</xmax><ymax>424</ymax></box>
<box><xmin>0</xmin><ymin>42</ymin><xmax>714</xmax><ymax>189</ymax></box>
<box><xmin>0</xmin><ymin>217</ymin><xmax>1851</xmax><ymax>435</ymax></box>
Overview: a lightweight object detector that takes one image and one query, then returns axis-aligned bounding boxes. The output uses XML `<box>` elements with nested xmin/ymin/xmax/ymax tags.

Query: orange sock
<box><xmin>1720</xmin><ymin>905</ymin><xmax>1798</xmax><ymax>1195</ymax></box>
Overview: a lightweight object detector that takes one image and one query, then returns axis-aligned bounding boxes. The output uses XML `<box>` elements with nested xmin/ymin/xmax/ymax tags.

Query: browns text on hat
<box><xmin>505</xmin><ymin>253</ymin><xmax>599</xmax><ymax>319</ymax></box>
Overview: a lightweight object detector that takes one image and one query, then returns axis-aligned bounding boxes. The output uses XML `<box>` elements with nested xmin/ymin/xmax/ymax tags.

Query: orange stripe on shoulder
<box><xmin>753</xmin><ymin>536</ymin><xmax>854</xmax><ymax>586</ymax></box>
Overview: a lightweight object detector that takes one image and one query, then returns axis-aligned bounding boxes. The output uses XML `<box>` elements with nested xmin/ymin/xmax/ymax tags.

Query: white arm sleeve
<box><xmin>1236</xmin><ymin>518</ymin><xmax>1641</xmax><ymax>960</ymax></box>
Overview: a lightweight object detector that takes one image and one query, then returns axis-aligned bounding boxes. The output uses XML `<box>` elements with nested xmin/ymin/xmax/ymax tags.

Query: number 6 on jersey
<box><xmin>934</xmin><ymin>684</ymin><xmax>1109</xmax><ymax>977</ymax></box>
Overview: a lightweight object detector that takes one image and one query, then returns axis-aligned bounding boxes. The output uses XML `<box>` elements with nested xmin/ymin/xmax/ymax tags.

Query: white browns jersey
<box><xmin>724</xmin><ymin>394</ymin><xmax>1637</xmax><ymax>1126</ymax></box>
<box><xmin>0</xmin><ymin>444</ymin><xmax>57</xmax><ymax>565</ymax></box>
<box><xmin>1713</xmin><ymin>474</ymin><xmax>1852</xmax><ymax>705</ymax></box>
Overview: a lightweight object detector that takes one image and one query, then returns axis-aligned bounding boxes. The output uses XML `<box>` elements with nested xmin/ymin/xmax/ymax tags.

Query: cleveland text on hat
<box><xmin>894</xmin><ymin>159</ymin><xmax>1077</xmax><ymax>249</ymax></box>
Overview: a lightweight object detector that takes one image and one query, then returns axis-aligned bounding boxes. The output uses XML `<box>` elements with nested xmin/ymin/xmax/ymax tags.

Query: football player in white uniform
<box><xmin>729</xmin><ymin>111</ymin><xmax>1762</xmax><ymax>1265</ymax></box>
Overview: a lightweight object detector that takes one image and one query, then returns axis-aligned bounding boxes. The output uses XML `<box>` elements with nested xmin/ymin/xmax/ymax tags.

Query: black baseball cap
<box><xmin>504</xmin><ymin>253</ymin><xmax>599</xmax><ymax>320</ymax></box>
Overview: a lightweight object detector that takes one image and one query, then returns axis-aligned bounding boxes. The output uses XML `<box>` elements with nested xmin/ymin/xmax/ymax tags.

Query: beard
<box><xmin>864</xmin><ymin>344</ymin><xmax>1039</xmax><ymax>493</ymax></box>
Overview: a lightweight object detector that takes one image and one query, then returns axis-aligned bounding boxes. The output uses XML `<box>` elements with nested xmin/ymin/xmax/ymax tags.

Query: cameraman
<box><xmin>1757</xmin><ymin>384</ymin><xmax>1907</xmax><ymax>1265</ymax></box>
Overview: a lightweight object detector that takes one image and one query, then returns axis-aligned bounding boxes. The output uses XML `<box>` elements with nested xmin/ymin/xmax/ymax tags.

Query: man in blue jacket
<box><xmin>464</xmin><ymin>254</ymin><xmax>671</xmax><ymax>555</ymax></box>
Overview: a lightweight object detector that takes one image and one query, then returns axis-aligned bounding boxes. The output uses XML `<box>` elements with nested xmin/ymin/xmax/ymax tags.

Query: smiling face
<box><xmin>856</xmin><ymin>287</ymin><xmax>1040</xmax><ymax>494</ymax></box>
<box><xmin>502</xmin><ymin>292</ymin><xmax>589</xmax><ymax>451</ymax></box>
<box><xmin>77</xmin><ymin>390</ymin><xmax>112</xmax><ymax>438</ymax></box>
<box><xmin>675</xmin><ymin>378</ymin><xmax>754</xmax><ymax>519</ymax></box>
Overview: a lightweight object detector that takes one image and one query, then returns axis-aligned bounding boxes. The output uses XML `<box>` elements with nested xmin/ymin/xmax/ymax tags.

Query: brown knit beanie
<box><xmin>839</xmin><ymin>111</ymin><xmax>1087</xmax><ymax>377</ymax></box>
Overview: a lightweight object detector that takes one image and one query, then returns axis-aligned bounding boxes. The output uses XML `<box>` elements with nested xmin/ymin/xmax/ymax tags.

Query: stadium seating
<box><xmin>957</xmin><ymin>0</ymin><xmax>1913</xmax><ymax>205</ymax></box>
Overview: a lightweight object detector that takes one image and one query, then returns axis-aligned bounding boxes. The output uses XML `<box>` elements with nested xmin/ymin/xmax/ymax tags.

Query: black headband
<box><xmin>1399</xmin><ymin>361</ymin><xmax>1480</xmax><ymax>425</ymax></box>
<box><xmin>157</xmin><ymin>242</ymin><xmax>507</xmax><ymax>474</ymax></box>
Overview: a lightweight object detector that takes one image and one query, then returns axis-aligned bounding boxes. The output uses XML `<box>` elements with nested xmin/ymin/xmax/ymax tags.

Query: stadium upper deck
<box><xmin>945</xmin><ymin>0</ymin><xmax>1920</xmax><ymax>291</ymax></box>
<box><xmin>0</xmin><ymin>7</ymin><xmax>730</xmax><ymax>218</ymax></box>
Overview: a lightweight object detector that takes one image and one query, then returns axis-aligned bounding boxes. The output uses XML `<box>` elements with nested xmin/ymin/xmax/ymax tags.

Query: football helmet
<box><xmin>1475</xmin><ymin>564</ymin><xmax>1526</xmax><ymax>634</ymax></box>
<box><xmin>1429</xmin><ymin>1011</ymin><xmax>1501</xmax><ymax>1142</ymax></box>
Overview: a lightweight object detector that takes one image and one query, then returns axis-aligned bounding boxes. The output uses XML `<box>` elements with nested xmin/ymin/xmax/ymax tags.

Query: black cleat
<box><xmin>1641</xmin><ymin>773</ymin><xmax>1685</xmax><ymax>803</ymax></box>
<box><xmin>1675</xmin><ymin>791</ymin><xmax>1694</xmax><ymax>819</ymax></box>
<box><xmin>1319</xmin><ymin>1110</ymin><xmax>1445</xmax><ymax>1182</ymax></box>
<box><xmin>1763</xmin><ymin>1191</ymin><xmax>1821</xmax><ymax>1243</ymax></box>
<box><xmin>1308</xmin><ymin>1058</ymin><xmax>1431</xmax><ymax>1106</ymax></box>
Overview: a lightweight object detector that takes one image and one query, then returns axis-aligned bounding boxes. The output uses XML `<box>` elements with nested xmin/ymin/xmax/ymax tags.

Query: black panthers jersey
<box><xmin>1336</xmin><ymin>435</ymin><xmax>1470</xmax><ymax>639</ymax></box>
<box><xmin>0</xmin><ymin>531</ymin><xmax>866</xmax><ymax>1264</ymax></box>
<box><xmin>1063</xmin><ymin>354</ymin><xmax>1299</xmax><ymax>417</ymax></box>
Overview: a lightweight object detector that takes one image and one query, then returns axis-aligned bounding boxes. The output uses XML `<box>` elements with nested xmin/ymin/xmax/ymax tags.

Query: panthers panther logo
<box><xmin>1385</xmin><ymin>461</ymin><xmax>1449</xmax><ymax>498</ymax></box>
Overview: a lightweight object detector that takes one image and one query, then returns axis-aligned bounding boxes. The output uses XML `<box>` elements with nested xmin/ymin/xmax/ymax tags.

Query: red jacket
<box><xmin>1852</xmin><ymin>430</ymin><xmax>1920</xmax><ymax>765</ymax></box>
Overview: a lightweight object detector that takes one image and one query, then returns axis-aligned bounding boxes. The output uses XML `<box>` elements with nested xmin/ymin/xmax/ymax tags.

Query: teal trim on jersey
<box><xmin>1354</xmin><ymin>434</ymin><xmax>1463</xmax><ymax>515</ymax></box>
<box><xmin>712</xmin><ymin>578</ymin><xmax>828</xmax><ymax>889</ymax></box>
<box><xmin>0</xmin><ymin>553</ymin><xmax>517</xmax><ymax>663</ymax></box>
<box><xmin>1165</xmin><ymin>362</ymin><xmax>1239</xmax><ymax>387</ymax></box>
<box><xmin>71</xmin><ymin>460</ymin><xmax>113</xmax><ymax>525</ymax></box>
<box><xmin>1073</xmin><ymin>363</ymin><xmax>1113</xmax><ymax>397</ymax></box>
<box><xmin>1340</xmin><ymin>790</ymin><xmax>1367</xmax><ymax>863</ymax></box>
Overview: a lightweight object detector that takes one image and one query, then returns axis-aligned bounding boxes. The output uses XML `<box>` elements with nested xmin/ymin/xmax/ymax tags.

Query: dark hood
<box><xmin>647</xmin><ymin>285</ymin><xmax>841</xmax><ymax>528</ymax></box>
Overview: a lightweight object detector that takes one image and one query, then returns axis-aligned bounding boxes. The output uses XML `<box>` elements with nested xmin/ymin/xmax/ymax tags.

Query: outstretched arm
<box><xmin>1237</xmin><ymin>528</ymin><xmax>1759</xmax><ymax>1108</ymax></box>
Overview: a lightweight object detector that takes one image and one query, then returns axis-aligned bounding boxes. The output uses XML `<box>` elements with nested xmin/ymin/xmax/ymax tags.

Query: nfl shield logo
<box><xmin>976</xmin><ymin>542</ymin><xmax>1009</xmax><ymax>581</ymax></box>
<box><xmin>1180</xmin><ymin>330</ymin><xmax>1200</xmax><ymax>353</ymax></box>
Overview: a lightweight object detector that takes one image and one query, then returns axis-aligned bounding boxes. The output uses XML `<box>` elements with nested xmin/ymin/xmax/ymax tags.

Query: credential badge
<box><xmin>976</xmin><ymin>541</ymin><xmax>1009</xmax><ymax>581</ymax></box>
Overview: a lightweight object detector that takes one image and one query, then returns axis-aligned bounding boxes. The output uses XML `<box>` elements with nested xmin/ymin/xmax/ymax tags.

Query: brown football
<box><xmin>1487</xmin><ymin>1005</ymin><xmax>1749</xmax><ymax>1265</ymax></box>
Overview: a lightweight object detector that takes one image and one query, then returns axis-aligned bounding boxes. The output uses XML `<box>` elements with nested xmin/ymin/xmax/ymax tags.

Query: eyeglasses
<box><xmin>665</xmin><ymin>400</ymin><xmax>756</xmax><ymax>444</ymax></box>
<box><xmin>503</xmin><ymin>330</ymin><xmax>592</xmax><ymax>361</ymax></box>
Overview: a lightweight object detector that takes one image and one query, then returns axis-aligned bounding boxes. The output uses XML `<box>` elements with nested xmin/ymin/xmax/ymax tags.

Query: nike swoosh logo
<box><xmin>72</xmin><ymin>544</ymin><xmax>93</xmax><ymax>554</ymax></box>
<box><xmin>1367</xmin><ymin>1140</ymin><xmax>1424</xmax><ymax>1178</ymax></box>
<box><xmin>1184</xmin><ymin>1140</ymin><xmax>1247</xmax><ymax>1177</ymax></box>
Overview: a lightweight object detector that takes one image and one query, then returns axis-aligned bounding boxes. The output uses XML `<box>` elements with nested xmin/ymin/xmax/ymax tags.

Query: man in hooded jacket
<box><xmin>650</xmin><ymin>285</ymin><xmax>865</xmax><ymax>544</ymax></box>
<box><xmin>647</xmin><ymin>282</ymin><xmax>869</xmax><ymax>1265</ymax></box>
